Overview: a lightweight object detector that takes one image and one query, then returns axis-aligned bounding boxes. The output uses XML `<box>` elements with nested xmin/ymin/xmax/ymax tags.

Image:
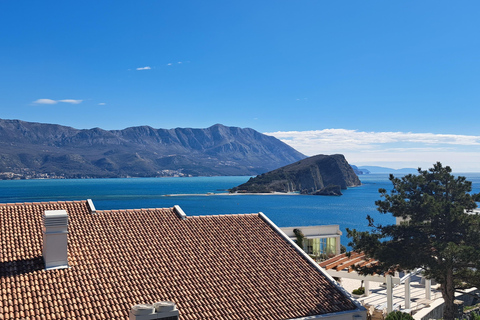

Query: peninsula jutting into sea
<box><xmin>230</xmin><ymin>154</ymin><xmax>361</xmax><ymax>195</ymax></box>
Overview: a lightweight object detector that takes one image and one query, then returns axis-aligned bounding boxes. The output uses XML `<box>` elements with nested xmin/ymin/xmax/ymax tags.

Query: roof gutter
<box><xmin>289</xmin><ymin>309</ymin><xmax>365</xmax><ymax>320</ymax></box>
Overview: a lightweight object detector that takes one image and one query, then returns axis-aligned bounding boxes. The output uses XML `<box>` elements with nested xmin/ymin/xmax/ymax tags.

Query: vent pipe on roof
<box><xmin>129</xmin><ymin>302</ymin><xmax>179</xmax><ymax>320</ymax></box>
<box><xmin>173</xmin><ymin>205</ymin><xmax>186</xmax><ymax>220</ymax></box>
<box><xmin>43</xmin><ymin>210</ymin><xmax>69</xmax><ymax>270</ymax></box>
<box><xmin>87</xmin><ymin>199</ymin><xmax>96</xmax><ymax>213</ymax></box>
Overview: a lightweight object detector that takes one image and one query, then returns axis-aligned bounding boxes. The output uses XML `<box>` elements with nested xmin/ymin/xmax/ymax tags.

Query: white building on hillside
<box><xmin>281</xmin><ymin>224</ymin><xmax>342</xmax><ymax>258</ymax></box>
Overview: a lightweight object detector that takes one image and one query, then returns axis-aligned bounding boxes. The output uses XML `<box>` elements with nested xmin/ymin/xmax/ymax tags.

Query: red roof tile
<box><xmin>0</xmin><ymin>201</ymin><xmax>360</xmax><ymax>319</ymax></box>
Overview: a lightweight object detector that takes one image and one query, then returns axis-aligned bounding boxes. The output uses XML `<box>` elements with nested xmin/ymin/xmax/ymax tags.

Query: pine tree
<box><xmin>347</xmin><ymin>162</ymin><xmax>480</xmax><ymax>320</ymax></box>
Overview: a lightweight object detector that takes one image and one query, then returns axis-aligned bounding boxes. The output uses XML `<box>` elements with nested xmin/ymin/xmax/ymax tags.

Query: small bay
<box><xmin>1</xmin><ymin>173</ymin><xmax>479</xmax><ymax>246</ymax></box>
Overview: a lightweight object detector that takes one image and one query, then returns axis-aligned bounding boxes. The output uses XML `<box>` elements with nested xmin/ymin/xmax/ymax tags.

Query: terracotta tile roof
<box><xmin>1</xmin><ymin>201</ymin><xmax>360</xmax><ymax>319</ymax></box>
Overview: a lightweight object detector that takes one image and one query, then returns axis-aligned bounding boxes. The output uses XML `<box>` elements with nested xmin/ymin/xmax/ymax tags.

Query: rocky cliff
<box><xmin>0</xmin><ymin>119</ymin><xmax>306</xmax><ymax>179</ymax></box>
<box><xmin>230</xmin><ymin>154</ymin><xmax>361</xmax><ymax>195</ymax></box>
<box><xmin>350</xmin><ymin>164</ymin><xmax>370</xmax><ymax>175</ymax></box>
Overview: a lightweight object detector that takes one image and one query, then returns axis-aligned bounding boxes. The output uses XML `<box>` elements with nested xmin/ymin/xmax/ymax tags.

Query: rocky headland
<box><xmin>229</xmin><ymin>154</ymin><xmax>361</xmax><ymax>195</ymax></box>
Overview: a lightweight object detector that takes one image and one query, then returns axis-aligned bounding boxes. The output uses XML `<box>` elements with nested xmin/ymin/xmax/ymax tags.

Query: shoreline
<box><xmin>164</xmin><ymin>192</ymin><xmax>301</xmax><ymax>197</ymax></box>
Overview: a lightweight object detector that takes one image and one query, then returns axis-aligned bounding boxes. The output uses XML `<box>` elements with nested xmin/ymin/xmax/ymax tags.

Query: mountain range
<box><xmin>0</xmin><ymin>119</ymin><xmax>306</xmax><ymax>179</ymax></box>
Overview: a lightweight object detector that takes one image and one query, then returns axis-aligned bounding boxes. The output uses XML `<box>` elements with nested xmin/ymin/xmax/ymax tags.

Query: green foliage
<box><xmin>230</xmin><ymin>170</ymin><xmax>291</xmax><ymax>193</ymax></box>
<box><xmin>293</xmin><ymin>228</ymin><xmax>305</xmax><ymax>249</ymax></box>
<box><xmin>352</xmin><ymin>287</ymin><xmax>365</xmax><ymax>295</ymax></box>
<box><xmin>347</xmin><ymin>162</ymin><xmax>480</xmax><ymax>320</ymax></box>
<box><xmin>384</xmin><ymin>311</ymin><xmax>414</xmax><ymax>320</ymax></box>
<box><xmin>340</xmin><ymin>244</ymin><xmax>347</xmax><ymax>254</ymax></box>
<box><xmin>464</xmin><ymin>303</ymin><xmax>480</xmax><ymax>311</ymax></box>
<box><xmin>468</xmin><ymin>312</ymin><xmax>480</xmax><ymax>320</ymax></box>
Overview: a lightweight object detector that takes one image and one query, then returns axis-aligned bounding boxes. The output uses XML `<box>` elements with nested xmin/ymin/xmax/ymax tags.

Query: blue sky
<box><xmin>1</xmin><ymin>1</ymin><xmax>480</xmax><ymax>171</ymax></box>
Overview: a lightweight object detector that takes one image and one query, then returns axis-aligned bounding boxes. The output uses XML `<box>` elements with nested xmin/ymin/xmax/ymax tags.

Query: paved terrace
<box><xmin>357</xmin><ymin>274</ymin><xmax>442</xmax><ymax>319</ymax></box>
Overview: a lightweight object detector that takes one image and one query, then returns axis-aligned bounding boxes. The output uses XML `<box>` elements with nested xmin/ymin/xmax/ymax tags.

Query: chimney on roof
<box><xmin>43</xmin><ymin>210</ymin><xmax>69</xmax><ymax>270</ymax></box>
<box><xmin>129</xmin><ymin>302</ymin><xmax>179</xmax><ymax>320</ymax></box>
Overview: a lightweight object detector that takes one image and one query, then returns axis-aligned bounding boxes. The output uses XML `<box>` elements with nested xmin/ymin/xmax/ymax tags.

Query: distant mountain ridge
<box><xmin>0</xmin><ymin>119</ymin><xmax>306</xmax><ymax>179</ymax></box>
<box><xmin>230</xmin><ymin>154</ymin><xmax>361</xmax><ymax>195</ymax></box>
<box><xmin>357</xmin><ymin>166</ymin><xmax>417</xmax><ymax>174</ymax></box>
<box><xmin>350</xmin><ymin>165</ymin><xmax>370</xmax><ymax>175</ymax></box>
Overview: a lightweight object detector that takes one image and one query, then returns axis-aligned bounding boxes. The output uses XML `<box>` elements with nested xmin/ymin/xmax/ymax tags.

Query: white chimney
<box><xmin>129</xmin><ymin>302</ymin><xmax>179</xmax><ymax>320</ymax></box>
<box><xmin>43</xmin><ymin>210</ymin><xmax>69</xmax><ymax>270</ymax></box>
<box><xmin>87</xmin><ymin>199</ymin><xmax>96</xmax><ymax>213</ymax></box>
<box><xmin>173</xmin><ymin>205</ymin><xmax>186</xmax><ymax>220</ymax></box>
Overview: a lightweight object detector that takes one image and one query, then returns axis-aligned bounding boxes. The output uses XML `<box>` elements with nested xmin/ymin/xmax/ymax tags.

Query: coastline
<box><xmin>163</xmin><ymin>192</ymin><xmax>301</xmax><ymax>196</ymax></box>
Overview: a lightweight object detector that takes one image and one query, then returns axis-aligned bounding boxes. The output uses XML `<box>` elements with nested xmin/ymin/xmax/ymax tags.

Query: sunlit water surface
<box><xmin>1</xmin><ymin>173</ymin><xmax>479</xmax><ymax>246</ymax></box>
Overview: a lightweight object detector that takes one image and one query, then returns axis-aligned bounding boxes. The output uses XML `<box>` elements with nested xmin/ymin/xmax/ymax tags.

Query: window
<box><xmin>304</xmin><ymin>237</ymin><xmax>337</xmax><ymax>258</ymax></box>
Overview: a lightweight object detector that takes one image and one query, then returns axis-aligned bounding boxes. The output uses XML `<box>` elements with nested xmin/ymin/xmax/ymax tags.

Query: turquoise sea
<box><xmin>1</xmin><ymin>173</ymin><xmax>479</xmax><ymax>246</ymax></box>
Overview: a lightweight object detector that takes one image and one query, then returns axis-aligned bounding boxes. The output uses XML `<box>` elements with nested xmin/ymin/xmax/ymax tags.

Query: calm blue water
<box><xmin>1</xmin><ymin>173</ymin><xmax>479</xmax><ymax>246</ymax></box>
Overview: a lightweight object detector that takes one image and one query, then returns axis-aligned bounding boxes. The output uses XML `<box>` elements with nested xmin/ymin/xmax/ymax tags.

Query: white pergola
<box><xmin>320</xmin><ymin>253</ymin><xmax>432</xmax><ymax>313</ymax></box>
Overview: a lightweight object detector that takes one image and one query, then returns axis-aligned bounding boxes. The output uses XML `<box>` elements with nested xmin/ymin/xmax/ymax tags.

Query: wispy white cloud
<box><xmin>33</xmin><ymin>99</ymin><xmax>58</xmax><ymax>105</ymax></box>
<box><xmin>33</xmin><ymin>98</ymin><xmax>83</xmax><ymax>105</ymax></box>
<box><xmin>98</xmin><ymin>102</ymin><xmax>106</xmax><ymax>106</ymax></box>
<box><xmin>264</xmin><ymin>129</ymin><xmax>480</xmax><ymax>172</ymax></box>
<box><xmin>267</xmin><ymin>129</ymin><xmax>480</xmax><ymax>149</ymax></box>
<box><xmin>59</xmin><ymin>99</ymin><xmax>83</xmax><ymax>104</ymax></box>
<box><xmin>134</xmin><ymin>61</ymin><xmax>189</xmax><ymax>69</ymax></box>
<box><xmin>167</xmin><ymin>61</ymin><xmax>189</xmax><ymax>66</ymax></box>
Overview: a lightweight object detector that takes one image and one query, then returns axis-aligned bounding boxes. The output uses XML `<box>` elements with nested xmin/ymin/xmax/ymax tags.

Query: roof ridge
<box><xmin>0</xmin><ymin>200</ymin><xmax>87</xmax><ymax>206</ymax></box>
<box><xmin>188</xmin><ymin>213</ymin><xmax>259</xmax><ymax>219</ymax></box>
<box><xmin>258</xmin><ymin>212</ymin><xmax>365</xmax><ymax>311</ymax></box>
<box><xmin>96</xmin><ymin>207</ymin><xmax>171</xmax><ymax>214</ymax></box>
